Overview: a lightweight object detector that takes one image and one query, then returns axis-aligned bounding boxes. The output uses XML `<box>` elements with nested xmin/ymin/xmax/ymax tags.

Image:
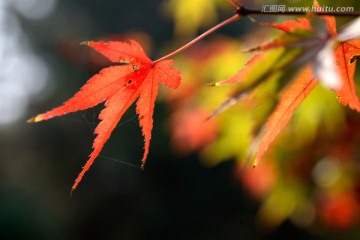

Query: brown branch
<box><xmin>153</xmin><ymin>4</ymin><xmax>360</xmax><ymax>63</ymax></box>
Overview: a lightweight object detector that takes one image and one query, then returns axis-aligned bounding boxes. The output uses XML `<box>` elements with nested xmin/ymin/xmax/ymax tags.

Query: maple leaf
<box><xmin>253</xmin><ymin>14</ymin><xmax>360</xmax><ymax>164</ymax></box>
<box><xmin>254</xmin><ymin>16</ymin><xmax>360</xmax><ymax>165</ymax></box>
<box><xmin>322</xmin><ymin>16</ymin><xmax>360</xmax><ymax>111</ymax></box>
<box><xmin>211</xmin><ymin>7</ymin><xmax>360</xmax><ymax>167</ymax></box>
<box><xmin>257</xmin><ymin>18</ymin><xmax>312</xmax><ymax>33</ymax></box>
<box><xmin>28</xmin><ymin>40</ymin><xmax>181</xmax><ymax>191</ymax></box>
<box><xmin>254</xmin><ymin>68</ymin><xmax>317</xmax><ymax>165</ymax></box>
<box><xmin>262</xmin><ymin>8</ymin><xmax>360</xmax><ymax>110</ymax></box>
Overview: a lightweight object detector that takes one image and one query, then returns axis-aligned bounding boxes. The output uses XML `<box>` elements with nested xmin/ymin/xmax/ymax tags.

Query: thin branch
<box><xmin>153</xmin><ymin>4</ymin><xmax>360</xmax><ymax>63</ymax></box>
<box><xmin>153</xmin><ymin>14</ymin><xmax>241</xmax><ymax>63</ymax></box>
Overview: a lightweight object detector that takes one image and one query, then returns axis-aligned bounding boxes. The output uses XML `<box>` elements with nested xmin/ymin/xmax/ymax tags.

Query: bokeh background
<box><xmin>1</xmin><ymin>0</ymin><xmax>360</xmax><ymax>239</ymax></box>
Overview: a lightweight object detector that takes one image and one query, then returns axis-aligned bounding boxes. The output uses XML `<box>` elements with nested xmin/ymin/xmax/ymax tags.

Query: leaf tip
<box><xmin>71</xmin><ymin>181</ymin><xmax>79</xmax><ymax>194</ymax></box>
<box><xmin>27</xmin><ymin>115</ymin><xmax>42</xmax><ymax>123</ymax></box>
<box><xmin>207</xmin><ymin>82</ymin><xmax>223</xmax><ymax>87</ymax></box>
<box><xmin>242</xmin><ymin>46</ymin><xmax>260</xmax><ymax>53</ymax></box>
<box><xmin>80</xmin><ymin>41</ymin><xmax>91</xmax><ymax>46</ymax></box>
<box><xmin>141</xmin><ymin>158</ymin><xmax>147</xmax><ymax>171</ymax></box>
<box><xmin>70</xmin><ymin>188</ymin><xmax>75</xmax><ymax>198</ymax></box>
<box><xmin>253</xmin><ymin>159</ymin><xmax>259</xmax><ymax>168</ymax></box>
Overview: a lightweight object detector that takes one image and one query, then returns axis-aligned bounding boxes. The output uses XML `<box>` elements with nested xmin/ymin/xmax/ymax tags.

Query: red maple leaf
<box><xmin>28</xmin><ymin>40</ymin><xmax>181</xmax><ymax>191</ymax></box>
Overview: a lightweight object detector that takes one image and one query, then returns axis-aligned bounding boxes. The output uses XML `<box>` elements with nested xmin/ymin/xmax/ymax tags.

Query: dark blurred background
<box><xmin>0</xmin><ymin>0</ymin><xmax>359</xmax><ymax>239</ymax></box>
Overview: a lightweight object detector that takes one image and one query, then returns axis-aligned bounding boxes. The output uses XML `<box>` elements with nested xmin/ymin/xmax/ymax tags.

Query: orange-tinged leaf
<box><xmin>82</xmin><ymin>40</ymin><xmax>151</xmax><ymax>64</ymax></box>
<box><xmin>27</xmin><ymin>65</ymin><xmax>135</xmax><ymax>122</ymax></box>
<box><xmin>29</xmin><ymin>40</ymin><xmax>181</xmax><ymax>191</ymax></box>
<box><xmin>213</xmin><ymin>48</ymin><xmax>286</xmax><ymax>88</ymax></box>
<box><xmin>136</xmin><ymin>70</ymin><xmax>159</xmax><ymax>167</ymax></box>
<box><xmin>260</xmin><ymin>18</ymin><xmax>311</xmax><ymax>33</ymax></box>
<box><xmin>313</xmin><ymin>0</ymin><xmax>337</xmax><ymax>36</ymax></box>
<box><xmin>312</xmin><ymin>1</ymin><xmax>360</xmax><ymax>110</ymax></box>
<box><xmin>73</xmin><ymin>83</ymin><xmax>142</xmax><ymax>191</ymax></box>
<box><xmin>215</xmin><ymin>8</ymin><xmax>360</xmax><ymax>166</ymax></box>
<box><xmin>153</xmin><ymin>59</ymin><xmax>181</xmax><ymax>89</ymax></box>
<box><xmin>214</xmin><ymin>54</ymin><xmax>264</xmax><ymax>86</ymax></box>
<box><xmin>334</xmin><ymin>39</ymin><xmax>360</xmax><ymax>111</ymax></box>
<box><xmin>254</xmin><ymin>68</ymin><xmax>317</xmax><ymax>165</ymax></box>
<box><xmin>209</xmin><ymin>2</ymin><xmax>360</xmax><ymax>168</ymax></box>
<box><xmin>245</xmin><ymin>17</ymin><xmax>313</xmax><ymax>53</ymax></box>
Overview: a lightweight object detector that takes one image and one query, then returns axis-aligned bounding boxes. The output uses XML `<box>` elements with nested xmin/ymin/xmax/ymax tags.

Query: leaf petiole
<box><xmin>153</xmin><ymin>14</ymin><xmax>241</xmax><ymax>63</ymax></box>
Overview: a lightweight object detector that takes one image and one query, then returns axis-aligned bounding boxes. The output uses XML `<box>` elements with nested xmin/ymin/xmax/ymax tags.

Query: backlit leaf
<box><xmin>29</xmin><ymin>40</ymin><xmax>181</xmax><ymax>191</ymax></box>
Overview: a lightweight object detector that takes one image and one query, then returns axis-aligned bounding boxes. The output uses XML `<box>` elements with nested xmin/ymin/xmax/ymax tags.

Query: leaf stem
<box><xmin>153</xmin><ymin>14</ymin><xmax>241</xmax><ymax>63</ymax></box>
